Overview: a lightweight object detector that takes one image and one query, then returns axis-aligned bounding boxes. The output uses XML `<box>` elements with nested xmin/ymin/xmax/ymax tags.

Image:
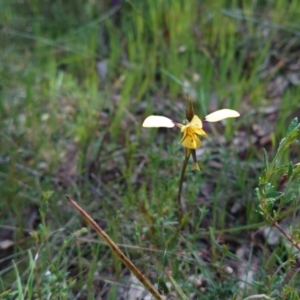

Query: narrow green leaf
<box><xmin>179</xmin><ymin>212</ymin><xmax>191</xmax><ymax>228</ymax></box>
<box><xmin>288</xmin><ymin>161</ymin><xmax>293</xmax><ymax>178</ymax></box>
<box><xmin>286</xmin><ymin>117</ymin><xmax>298</xmax><ymax>135</ymax></box>
<box><xmin>260</xmin><ymin>169</ymin><xmax>267</xmax><ymax>183</ymax></box>
<box><xmin>263</xmin><ymin>148</ymin><xmax>269</xmax><ymax>170</ymax></box>
<box><xmin>12</xmin><ymin>260</ymin><xmax>23</xmax><ymax>299</ymax></box>
<box><xmin>165</xmin><ymin>269</ymin><xmax>189</xmax><ymax>300</ymax></box>
<box><xmin>291</xmin><ymin>164</ymin><xmax>300</xmax><ymax>181</ymax></box>
<box><xmin>157</xmin><ymin>278</ymin><xmax>169</xmax><ymax>295</ymax></box>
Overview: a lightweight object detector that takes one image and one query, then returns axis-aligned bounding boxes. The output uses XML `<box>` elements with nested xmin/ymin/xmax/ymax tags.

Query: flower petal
<box><xmin>189</xmin><ymin>115</ymin><xmax>203</xmax><ymax>128</ymax></box>
<box><xmin>180</xmin><ymin>123</ymin><xmax>189</xmax><ymax>132</ymax></box>
<box><xmin>192</xmin><ymin>127</ymin><xmax>207</xmax><ymax>137</ymax></box>
<box><xmin>204</xmin><ymin>109</ymin><xmax>240</xmax><ymax>122</ymax></box>
<box><xmin>142</xmin><ymin>115</ymin><xmax>175</xmax><ymax>128</ymax></box>
<box><xmin>181</xmin><ymin>133</ymin><xmax>201</xmax><ymax>149</ymax></box>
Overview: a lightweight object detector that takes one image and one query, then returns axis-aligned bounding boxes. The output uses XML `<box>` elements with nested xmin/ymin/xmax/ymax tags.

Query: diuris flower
<box><xmin>142</xmin><ymin>109</ymin><xmax>240</xmax><ymax>149</ymax></box>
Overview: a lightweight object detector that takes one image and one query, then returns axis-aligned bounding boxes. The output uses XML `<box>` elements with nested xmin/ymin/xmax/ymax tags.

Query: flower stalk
<box><xmin>177</xmin><ymin>96</ymin><xmax>196</xmax><ymax>222</ymax></box>
<box><xmin>177</xmin><ymin>148</ymin><xmax>191</xmax><ymax>221</ymax></box>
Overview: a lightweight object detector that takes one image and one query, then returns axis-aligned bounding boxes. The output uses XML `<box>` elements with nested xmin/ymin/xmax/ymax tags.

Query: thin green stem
<box><xmin>177</xmin><ymin>149</ymin><xmax>191</xmax><ymax>222</ymax></box>
<box><xmin>273</xmin><ymin>221</ymin><xmax>300</xmax><ymax>251</ymax></box>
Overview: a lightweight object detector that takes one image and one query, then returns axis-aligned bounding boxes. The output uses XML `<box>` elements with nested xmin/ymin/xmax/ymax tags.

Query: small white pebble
<box><xmin>41</xmin><ymin>113</ymin><xmax>50</xmax><ymax>121</ymax></box>
<box><xmin>223</xmin><ymin>265</ymin><xmax>234</xmax><ymax>274</ymax></box>
<box><xmin>178</xmin><ymin>45</ymin><xmax>186</xmax><ymax>52</ymax></box>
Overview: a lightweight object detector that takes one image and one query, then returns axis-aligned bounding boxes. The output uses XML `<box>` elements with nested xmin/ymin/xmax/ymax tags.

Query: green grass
<box><xmin>1</xmin><ymin>0</ymin><xmax>300</xmax><ymax>299</ymax></box>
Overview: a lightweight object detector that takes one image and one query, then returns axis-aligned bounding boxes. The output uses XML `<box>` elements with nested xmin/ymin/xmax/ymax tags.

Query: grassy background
<box><xmin>1</xmin><ymin>0</ymin><xmax>300</xmax><ymax>299</ymax></box>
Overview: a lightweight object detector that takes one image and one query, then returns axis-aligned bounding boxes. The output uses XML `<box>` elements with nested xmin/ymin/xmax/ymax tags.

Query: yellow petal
<box><xmin>142</xmin><ymin>115</ymin><xmax>175</xmax><ymax>128</ymax></box>
<box><xmin>204</xmin><ymin>109</ymin><xmax>240</xmax><ymax>122</ymax></box>
<box><xmin>181</xmin><ymin>133</ymin><xmax>201</xmax><ymax>149</ymax></box>
<box><xmin>180</xmin><ymin>123</ymin><xmax>190</xmax><ymax>132</ymax></box>
<box><xmin>192</xmin><ymin>127</ymin><xmax>207</xmax><ymax>137</ymax></box>
<box><xmin>189</xmin><ymin>115</ymin><xmax>203</xmax><ymax>128</ymax></box>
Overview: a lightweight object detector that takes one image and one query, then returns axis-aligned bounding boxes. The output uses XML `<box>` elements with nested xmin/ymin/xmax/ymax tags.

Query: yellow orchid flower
<box><xmin>142</xmin><ymin>109</ymin><xmax>240</xmax><ymax>149</ymax></box>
